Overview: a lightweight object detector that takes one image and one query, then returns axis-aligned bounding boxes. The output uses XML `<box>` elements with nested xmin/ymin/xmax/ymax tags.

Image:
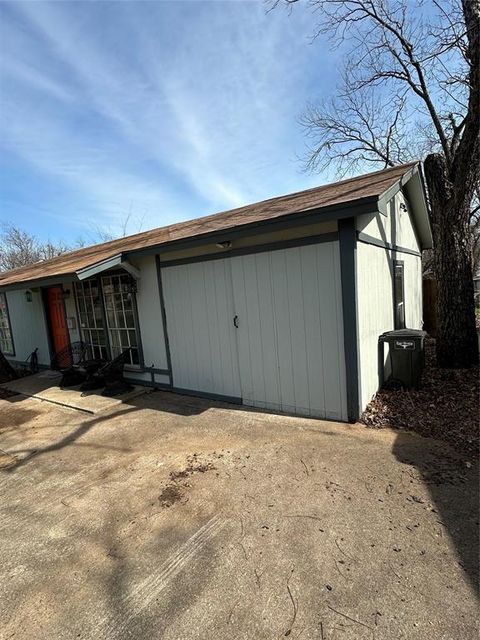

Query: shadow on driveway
<box><xmin>392</xmin><ymin>431</ymin><xmax>479</xmax><ymax>595</ymax></box>
<box><xmin>1</xmin><ymin>405</ymin><xmax>139</xmax><ymax>472</ymax></box>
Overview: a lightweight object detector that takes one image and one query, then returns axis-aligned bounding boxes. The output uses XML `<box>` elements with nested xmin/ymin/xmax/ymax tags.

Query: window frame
<box><xmin>0</xmin><ymin>292</ymin><xmax>15</xmax><ymax>356</ymax></box>
<box><xmin>73</xmin><ymin>273</ymin><xmax>143</xmax><ymax>369</ymax></box>
<box><xmin>393</xmin><ymin>260</ymin><xmax>406</xmax><ymax>330</ymax></box>
<box><xmin>101</xmin><ymin>273</ymin><xmax>142</xmax><ymax>368</ymax></box>
<box><xmin>74</xmin><ymin>279</ymin><xmax>110</xmax><ymax>361</ymax></box>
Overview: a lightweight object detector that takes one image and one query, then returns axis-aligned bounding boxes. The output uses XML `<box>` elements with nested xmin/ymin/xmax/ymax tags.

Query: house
<box><xmin>0</xmin><ymin>163</ymin><xmax>432</xmax><ymax>422</ymax></box>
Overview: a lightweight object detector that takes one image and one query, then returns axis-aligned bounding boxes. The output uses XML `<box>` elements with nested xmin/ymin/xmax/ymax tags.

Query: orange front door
<box><xmin>47</xmin><ymin>287</ymin><xmax>70</xmax><ymax>355</ymax></box>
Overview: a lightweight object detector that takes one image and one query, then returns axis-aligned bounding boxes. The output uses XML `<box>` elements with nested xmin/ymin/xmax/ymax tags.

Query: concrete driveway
<box><xmin>0</xmin><ymin>390</ymin><xmax>478</xmax><ymax>640</ymax></box>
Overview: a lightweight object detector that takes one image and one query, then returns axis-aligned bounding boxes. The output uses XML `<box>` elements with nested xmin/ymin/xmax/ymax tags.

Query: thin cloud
<box><xmin>0</xmin><ymin>1</ymin><xmax>335</xmax><ymax>240</ymax></box>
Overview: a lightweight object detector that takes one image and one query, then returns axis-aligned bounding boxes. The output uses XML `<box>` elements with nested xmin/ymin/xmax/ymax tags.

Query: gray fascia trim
<box><xmin>120</xmin><ymin>260</ymin><xmax>141</xmax><ymax>280</ymax></box>
<box><xmin>160</xmin><ymin>232</ymin><xmax>339</xmax><ymax>268</ymax></box>
<box><xmin>377</xmin><ymin>167</ymin><xmax>416</xmax><ymax>216</ymax></box>
<box><xmin>400</xmin><ymin>187</ymin><xmax>423</xmax><ymax>253</ymax></box>
<box><xmin>377</xmin><ymin>182</ymin><xmax>401</xmax><ymax>216</ymax></box>
<box><xmin>0</xmin><ymin>274</ymin><xmax>77</xmax><ymax>292</ymax></box>
<box><xmin>403</xmin><ymin>167</ymin><xmax>433</xmax><ymax>249</ymax></box>
<box><xmin>125</xmin><ymin>197</ymin><xmax>378</xmax><ymax>260</ymax></box>
<box><xmin>357</xmin><ymin>231</ymin><xmax>421</xmax><ymax>257</ymax></box>
<box><xmin>338</xmin><ymin>218</ymin><xmax>360</xmax><ymax>423</ymax></box>
<box><xmin>76</xmin><ymin>254</ymin><xmax>123</xmax><ymax>280</ymax></box>
<box><xmin>155</xmin><ymin>255</ymin><xmax>173</xmax><ymax>385</ymax></box>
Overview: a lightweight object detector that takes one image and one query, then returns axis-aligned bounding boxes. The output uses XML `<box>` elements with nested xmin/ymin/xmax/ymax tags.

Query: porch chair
<box><xmin>53</xmin><ymin>342</ymin><xmax>106</xmax><ymax>388</ymax></box>
<box><xmin>51</xmin><ymin>341</ymin><xmax>89</xmax><ymax>387</ymax></box>
<box><xmin>80</xmin><ymin>348</ymin><xmax>133</xmax><ymax>397</ymax></box>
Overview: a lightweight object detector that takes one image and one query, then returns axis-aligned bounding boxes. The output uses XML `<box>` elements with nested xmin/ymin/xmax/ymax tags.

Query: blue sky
<box><xmin>0</xmin><ymin>0</ymin><xmax>340</xmax><ymax>244</ymax></box>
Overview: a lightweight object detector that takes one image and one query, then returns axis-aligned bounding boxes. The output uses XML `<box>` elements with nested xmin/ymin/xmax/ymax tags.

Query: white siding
<box><xmin>132</xmin><ymin>256</ymin><xmax>168</xmax><ymax>371</ymax></box>
<box><xmin>231</xmin><ymin>242</ymin><xmax>347</xmax><ymax>420</ymax></box>
<box><xmin>4</xmin><ymin>288</ymin><xmax>50</xmax><ymax>365</ymax></box>
<box><xmin>356</xmin><ymin>243</ymin><xmax>395</xmax><ymax>412</ymax></box>
<box><xmin>356</xmin><ymin>210</ymin><xmax>393</xmax><ymax>244</ymax></box>
<box><xmin>162</xmin><ymin>259</ymin><xmax>242</xmax><ymax>398</ymax></box>
<box><xmin>357</xmin><ymin>192</ymin><xmax>421</xmax><ymax>253</ymax></box>
<box><xmin>161</xmin><ymin>241</ymin><xmax>347</xmax><ymax>420</ymax></box>
<box><xmin>395</xmin><ymin>192</ymin><xmax>421</xmax><ymax>252</ymax></box>
<box><xmin>403</xmin><ymin>252</ymin><xmax>423</xmax><ymax>329</ymax></box>
<box><xmin>356</xmin><ymin>192</ymin><xmax>423</xmax><ymax>413</ymax></box>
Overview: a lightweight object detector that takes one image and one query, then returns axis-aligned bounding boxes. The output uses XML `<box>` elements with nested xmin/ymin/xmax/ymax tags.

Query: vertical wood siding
<box><xmin>231</xmin><ymin>242</ymin><xmax>347</xmax><ymax>420</ymax></box>
<box><xmin>161</xmin><ymin>259</ymin><xmax>241</xmax><ymax>398</ymax></box>
<box><xmin>162</xmin><ymin>240</ymin><xmax>347</xmax><ymax>420</ymax></box>
<box><xmin>356</xmin><ymin>194</ymin><xmax>423</xmax><ymax>414</ymax></box>
<box><xmin>134</xmin><ymin>256</ymin><xmax>168</xmax><ymax>371</ymax></box>
<box><xmin>356</xmin><ymin>243</ymin><xmax>395</xmax><ymax>412</ymax></box>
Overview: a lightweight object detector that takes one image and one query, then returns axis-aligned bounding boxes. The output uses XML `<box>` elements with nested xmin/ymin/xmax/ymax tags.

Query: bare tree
<box><xmin>0</xmin><ymin>223</ymin><xmax>71</xmax><ymax>272</ymax></box>
<box><xmin>0</xmin><ymin>210</ymin><xmax>145</xmax><ymax>272</ymax></box>
<box><xmin>275</xmin><ymin>0</ymin><xmax>479</xmax><ymax>367</ymax></box>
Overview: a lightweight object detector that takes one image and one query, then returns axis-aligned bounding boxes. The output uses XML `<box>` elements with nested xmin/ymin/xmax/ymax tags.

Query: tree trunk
<box><xmin>424</xmin><ymin>154</ymin><xmax>478</xmax><ymax>368</ymax></box>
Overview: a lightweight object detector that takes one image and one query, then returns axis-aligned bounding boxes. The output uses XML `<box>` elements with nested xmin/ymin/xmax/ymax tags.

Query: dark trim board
<box><xmin>357</xmin><ymin>231</ymin><xmax>421</xmax><ymax>257</ymax></box>
<box><xmin>0</xmin><ymin>274</ymin><xmax>78</xmax><ymax>293</ymax></box>
<box><xmin>338</xmin><ymin>218</ymin><xmax>360</xmax><ymax>423</ymax></box>
<box><xmin>155</xmin><ymin>255</ymin><xmax>173</xmax><ymax>385</ymax></box>
<box><xmin>159</xmin><ymin>231</ymin><xmax>339</xmax><ymax>268</ymax></box>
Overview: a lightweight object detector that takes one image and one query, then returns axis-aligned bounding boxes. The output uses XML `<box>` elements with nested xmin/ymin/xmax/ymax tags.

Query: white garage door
<box><xmin>161</xmin><ymin>241</ymin><xmax>347</xmax><ymax>420</ymax></box>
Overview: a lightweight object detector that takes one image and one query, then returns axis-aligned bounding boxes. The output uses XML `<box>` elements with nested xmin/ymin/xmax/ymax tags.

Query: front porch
<box><xmin>1</xmin><ymin>370</ymin><xmax>148</xmax><ymax>415</ymax></box>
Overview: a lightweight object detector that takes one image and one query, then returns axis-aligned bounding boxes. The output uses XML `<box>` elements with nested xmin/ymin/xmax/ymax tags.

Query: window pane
<box><xmin>101</xmin><ymin>274</ymin><xmax>140</xmax><ymax>364</ymax></box>
<box><xmin>0</xmin><ymin>293</ymin><xmax>14</xmax><ymax>354</ymax></box>
<box><xmin>74</xmin><ymin>280</ymin><xmax>106</xmax><ymax>353</ymax></box>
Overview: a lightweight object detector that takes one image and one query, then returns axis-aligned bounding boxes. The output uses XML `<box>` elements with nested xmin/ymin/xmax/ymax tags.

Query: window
<box><xmin>394</xmin><ymin>261</ymin><xmax>405</xmax><ymax>329</ymax></box>
<box><xmin>74</xmin><ymin>280</ymin><xmax>109</xmax><ymax>360</ymax></box>
<box><xmin>101</xmin><ymin>274</ymin><xmax>140</xmax><ymax>366</ymax></box>
<box><xmin>0</xmin><ymin>293</ymin><xmax>14</xmax><ymax>355</ymax></box>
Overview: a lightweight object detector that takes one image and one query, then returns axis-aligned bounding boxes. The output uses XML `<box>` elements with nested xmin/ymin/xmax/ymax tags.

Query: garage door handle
<box><xmin>233</xmin><ymin>315</ymin><xmax>239</xmax><ymax>328</ymax></box>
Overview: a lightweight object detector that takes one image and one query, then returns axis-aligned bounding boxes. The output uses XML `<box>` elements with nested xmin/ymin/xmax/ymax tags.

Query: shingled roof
<box><xmin>0</xmin><ymin>162</ymin><xmax>421</xmax><ymax>288</ymax></box>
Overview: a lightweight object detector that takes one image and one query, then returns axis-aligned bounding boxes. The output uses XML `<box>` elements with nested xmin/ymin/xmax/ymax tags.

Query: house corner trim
<box><xmin>338</xmin><ymin>217</ymin><xmax>360</xmax><ymax>422</ymax></box>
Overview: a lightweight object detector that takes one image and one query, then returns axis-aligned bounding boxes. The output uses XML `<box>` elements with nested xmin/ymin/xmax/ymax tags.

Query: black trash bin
<box><xmin>378</xmin><ymin>329</ymin><xmax>427</xmax><ymax>390</ymax></box>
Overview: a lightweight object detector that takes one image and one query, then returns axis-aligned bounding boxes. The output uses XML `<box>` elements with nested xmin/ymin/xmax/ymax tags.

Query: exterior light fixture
<box><xmin>62</xmin><ymin>288</ymin><xmax>71</xmax><ymax>300</ymax></box>
<box><xmin>25</xmin><ymin>290</ymin><xmax>33</xmax><ymax>302</ymax></box>
<box><xmin>215</xmin><ymin>240</ymin><xmax>232</xmax><ymax>249</ymax></box>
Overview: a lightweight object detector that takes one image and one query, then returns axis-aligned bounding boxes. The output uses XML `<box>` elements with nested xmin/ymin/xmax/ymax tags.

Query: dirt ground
<box><xmin>0</xmin><ymin>389</ymin><xmax>478</xmax><ymax>640</ymax></box>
